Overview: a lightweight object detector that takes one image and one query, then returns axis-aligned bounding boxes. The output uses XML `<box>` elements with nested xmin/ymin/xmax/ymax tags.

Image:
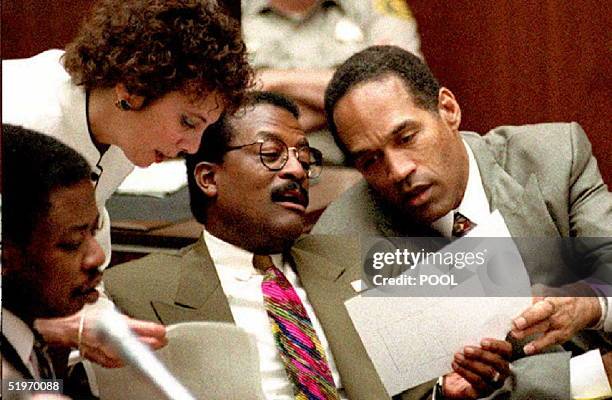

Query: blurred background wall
<box><xmin>3</xmin><ymin>0</ymin><xmax>609</xmax><ymax>184</ymax></box>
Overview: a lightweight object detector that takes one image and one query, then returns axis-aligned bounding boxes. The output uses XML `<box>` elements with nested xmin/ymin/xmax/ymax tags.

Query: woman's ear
<box><xmin>114</xmin><ymin>83</ymin><xmax>145</xmax><ymax>111</ymax></box>
<box><xmin>437</xmin><ymin>87</ymin><xmax>461</xmax><ymax>130</ymax></box>
<box><xmin>194</xmin><ymin>162</ymin><xmax>219</xmax><ymax>199</ymax></box>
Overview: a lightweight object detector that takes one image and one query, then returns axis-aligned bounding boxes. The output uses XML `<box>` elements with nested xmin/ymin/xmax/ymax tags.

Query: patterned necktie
<box><xmin>452</xmin><ymin>211</ymin><xmax>476</xmax><ymax>237</ymax></box>
<box><xmin>253</xmin><ymin>254</ymin><xmax>340</xmax><ymax>400</ymax></box>
<box><xmin>32</xmin><ymin>330</ymin><xmax>56</xmax><ymax>379</ymax></box>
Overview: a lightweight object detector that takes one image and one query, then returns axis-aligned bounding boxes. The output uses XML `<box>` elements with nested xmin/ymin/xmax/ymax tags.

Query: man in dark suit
<box><xmin>104</xmin><ymin>91</ymin><xmax>512</xmax><ymax>399</ymax></box>
<box><xmin>2</xmin><ymin>125</ymin><xmax>104</xmax><ymax>386</ymax></box>
<box><xmin>313</xmin><ymin>45</ymin><xmax>612</xmax><ymax>398</ymax></box>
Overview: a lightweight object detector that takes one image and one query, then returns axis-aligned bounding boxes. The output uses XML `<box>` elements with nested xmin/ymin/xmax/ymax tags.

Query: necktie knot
<box><xmin>253</xmin><ymin>254</ymin><xmax>274</xmax><ymax>272</ymax></box>
<box><xmin>452</xmin><ymin>212</ymin><xmax>476</xmax><ymax>237</ymax></box>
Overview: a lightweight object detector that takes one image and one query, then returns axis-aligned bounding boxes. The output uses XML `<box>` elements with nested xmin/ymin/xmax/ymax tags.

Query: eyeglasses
<box><xmin>226</xmin><ymin>137</ymin><xmax>323</xmax><ymax>179</ymax></box>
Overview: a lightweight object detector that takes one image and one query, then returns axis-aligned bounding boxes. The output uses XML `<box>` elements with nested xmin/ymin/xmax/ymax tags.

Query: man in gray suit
<box><xmin>104</xmin><ymin>91</ymin><xmax>513</xmax><ymax>399</ymax></box>
<box><xmin>314</xmin><ymin>45</ymin><xmax>612</xmax><ymax>397</ymax></box>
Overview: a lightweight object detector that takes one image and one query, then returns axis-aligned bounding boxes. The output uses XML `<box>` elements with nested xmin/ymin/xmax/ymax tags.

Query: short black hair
<box><xmin>185</xmin><ymin>91</ymin><xmax>300</xmax><ymax>224</ymax></box>
<box><xmin>2</xmin><ymin>124</ymin><xmax>92</xmax><ymax>247</ymax></box>
<box><xmin>324</xmin><ymin>45</ymin><xmax>440</xmax><ymax>159</ymax></box>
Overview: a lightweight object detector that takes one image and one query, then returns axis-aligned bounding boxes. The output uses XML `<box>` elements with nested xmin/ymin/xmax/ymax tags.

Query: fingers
<box><xmin>451</xmin><ymin>340</ymin><xmax>511</xmax><ymax>395</ymax></box>
<box><xmin>511</xmin><ymin>296</ymin><xmax>600</xmax><ymax>354</ymax></box>
<box><xmin>126</xmin><ymin>317</ymin><xmax>168</xmax><ymax>348</ymax></box>
<box><xmin>139</xmin><ymin>336</ymin><xmax>168</xmax><ymax>350</ymax></box>
<box><xmin>451</xmin><ymin>360</ymin><xmax>492</xmax><ymax>393</ymax></box>
<box><xmin>126</xmin><ymin>317</ymin><xmax>167</xmax><ymax>338</ymax></box>
<box><xmin>80</xmin><ymin>344</ymin><xmax>124</xmax><ymax>368</ymax></box>
<box><xmin>522</xmin><ymin>330</ymin><xmax>565</xmax><ymax>355</ymax></box>
<box><xmin>512</xmin><ymin>299</ymin><xmax>555</xmax><ymax>331</ymax></box>
<box><xmin>479</xmin><ymin>339</ymin><xmax>512</xmax><ymax>359</ymax></box>
<box><xmin>126</xmin><ymin>317</ymin><xmax>167</xmax><ymax>334</ymax></box>
<box><xmin>79</xmin><ymin>314</ymin><xmax>167</xmax><ymax>368</ymax></box>
<box><xmin>457</xmin><ymin>346</ymin><xmax>510</xmax><ymax>377</ymax></box>
<box><xmin>510</xmin><ymin>318</ymin><xmax>551</xmax><ymax>341</ymax></box>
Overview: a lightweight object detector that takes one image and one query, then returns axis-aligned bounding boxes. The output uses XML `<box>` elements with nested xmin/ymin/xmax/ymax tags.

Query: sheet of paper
<box><xmin>94</xmin><ymin>322</ymin><xmax>265</xmax><ymax>400</ymax></box>
<box><xmin>345</xmin><ymin>211</ymin><xmax>532</xmax><ymax>396</ymax></box>
<box><xmin>570</xmin><ymin>349</ymin><xmax>612</xmax><ymax>399</ymax></box>
<box><xmin>116</xmin><ymin>159</ymin><xmax>187</xmax><ymax>198</ymax></box>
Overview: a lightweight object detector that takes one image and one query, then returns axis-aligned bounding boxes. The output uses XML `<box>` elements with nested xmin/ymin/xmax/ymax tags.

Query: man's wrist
<box><xmin>589</xmin><ymin>291</ymin><xmax>607</xmax><ymax>330</ymax></box>
<box><xmin>34</xmin><ymin>313</ymin><xmax>80</xmax><ymax>348</ymax></box>
<box><xmin>433</xmin><ymin>376</ymin><xmax>447</xmax><ymax>400</ymax></box>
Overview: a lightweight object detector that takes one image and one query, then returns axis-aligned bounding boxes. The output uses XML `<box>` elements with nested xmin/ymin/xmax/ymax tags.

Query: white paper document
<box><xmin>570</xmin><ymin>349</ymin><xmax>612</xmax><ymax>399</ymax></box>
<box><xmin>94</xmin><ymin>322</ymin><xmax>265</xmax><ymax>400</ymax></box>
<box><xmin>345</xmin><ymin>211</ymin><xmax>532</xmax><ymax>396</ymax></box>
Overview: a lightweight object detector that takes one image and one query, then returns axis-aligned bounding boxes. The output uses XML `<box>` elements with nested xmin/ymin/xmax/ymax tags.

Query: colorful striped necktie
<box><xmin>253</xmin><ymin>254</ymin><xmax>340</xmax><ymax>400</ymax></box>
<box><xmin>452</xmin><ymin>211</ymin><xmax>477</xmax><ymax>237</ymax></box>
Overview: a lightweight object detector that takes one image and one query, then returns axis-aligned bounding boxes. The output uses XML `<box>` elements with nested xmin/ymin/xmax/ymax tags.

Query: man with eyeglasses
<box><xmin>103</xmin><ymin>91</ymin><xmax>511</xmax><ymax>399</ymax></box>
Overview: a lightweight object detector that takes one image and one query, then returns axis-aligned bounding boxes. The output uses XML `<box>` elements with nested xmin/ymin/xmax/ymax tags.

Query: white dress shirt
<box><xmin>204</xmin><ymin>230</ymin><xmax>347</xmax><ymax>400</ymax></box>
<box><xmin>1</xmin><ymin>308</ymin><xmax>39</xmax><ymax>379</ymax></box>
<box><xmin>430</xmin><ymin>140</ymin><xmax>611</xmax><ymax>399</ymax></box>
<box><xmin>431</xmin><ymin>140</ymin><xmax>490</xmax><ymax>239</ymax></box>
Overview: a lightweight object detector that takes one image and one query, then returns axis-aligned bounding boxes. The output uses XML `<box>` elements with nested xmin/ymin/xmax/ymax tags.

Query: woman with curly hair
<box><xmin>2</xmin><ymin>0</ymin><xmax>252</xmax><ymax>371</ymax></box>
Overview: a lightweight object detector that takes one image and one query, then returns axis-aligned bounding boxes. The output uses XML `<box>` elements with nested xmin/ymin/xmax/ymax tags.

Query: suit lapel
<box><xmin>151</xmin><ymin>237</ymin><xmax>234</xmax><ymax>326</ymax></box>
<box><xmin>465</xmin><ymin>134</ymin><xmax>559</xmax><ymax>237</ymax></box>
<box><xmin>291</xmin><ymin>236</ymin><xmax>391</xmax><ymax>399</ymax></box>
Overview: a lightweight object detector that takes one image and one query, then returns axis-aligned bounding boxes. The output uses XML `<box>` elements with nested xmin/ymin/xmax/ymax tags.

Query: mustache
<box><xmin>77</xmin><ymin>271</ymin><xmax>103</xmax><ymax>292</ymax></box>
<box><xmin>271</xmin><ymin>180</ymin><xmax>309</xmax><ymax>207</ymax></box>
<box><xmin>396</xmin><ymin>174</ymin><xmax>414</xmax><ymax>191</ymax></box>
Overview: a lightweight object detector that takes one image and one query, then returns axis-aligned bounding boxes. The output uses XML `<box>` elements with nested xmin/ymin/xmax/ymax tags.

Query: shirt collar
<box><xmin>431</xmin><ymin>139</ymin><xmax>490</xmax><ymax>238</ymax></box>
<box><xmin>203</xmin><ymin>229</ymin><xmax>283</xmax><ymax>281</ymax></box>
<box><xmin>2</xmin><ymin>308</ymin><xmax>35</xmax><ymax>370</ymax></box>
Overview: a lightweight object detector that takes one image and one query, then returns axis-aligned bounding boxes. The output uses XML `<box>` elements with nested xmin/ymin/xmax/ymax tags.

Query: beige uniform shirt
<box><xmin>243</xmin><ymin>0</ymin><xmax>422</xmax><ymax>69</ymax></box>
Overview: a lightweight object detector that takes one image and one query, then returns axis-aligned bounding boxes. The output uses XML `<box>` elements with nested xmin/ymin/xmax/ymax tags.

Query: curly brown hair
<box><xmin>63</xmin><ymin>0</ymin><xmax>253</xmax><ymax>111</ymax></box>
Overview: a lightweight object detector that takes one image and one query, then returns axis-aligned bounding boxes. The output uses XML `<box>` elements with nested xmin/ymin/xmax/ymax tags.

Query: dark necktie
<box><xmin>452</xmin><ymin>211</ymin><xmax>476</xmax><ymax>237</ymax></box>
<box><xmin>253</xmin><ymin>254</ymin><xmax>340</xmax><ymax>400</ymax></box>
<box><xmin>32</xmin><ymin>330</ymin><xmax>56</xmax><ymax>379</ymax></box>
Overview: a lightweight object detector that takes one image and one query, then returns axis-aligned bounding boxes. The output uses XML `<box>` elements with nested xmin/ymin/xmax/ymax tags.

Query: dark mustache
<box><xmin>396</xmin><ymin>174</ymin><xmax>413</xmax><ymax>191</ymax></box>
<box><xmin>271</xmin><ymin>180</ymin><xmax>309</xmax><ymax>207</ymax></box>
<box><xmin>84</xmin><ymin>271</ymin><xmax>103</xmax><ymax>289</ymax></box>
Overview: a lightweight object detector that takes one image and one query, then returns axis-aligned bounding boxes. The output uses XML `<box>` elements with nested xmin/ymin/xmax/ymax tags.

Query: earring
<box><xmin>115</xmin><ymin>99</ymin><xmax>132</xmax><ymax>111</ymax></box>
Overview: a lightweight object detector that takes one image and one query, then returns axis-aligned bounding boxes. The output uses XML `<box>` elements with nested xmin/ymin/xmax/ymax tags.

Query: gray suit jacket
<box><xmin>313</xmin><ymin>122</ymin><xmax>612</xmax><ymax>398</ymax></box>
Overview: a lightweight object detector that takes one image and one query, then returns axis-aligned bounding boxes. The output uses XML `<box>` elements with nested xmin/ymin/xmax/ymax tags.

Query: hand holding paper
<box><xmin>445</xmin><ymin>338</ymin><xmax>512</xmax><ymax>399</ymax></box>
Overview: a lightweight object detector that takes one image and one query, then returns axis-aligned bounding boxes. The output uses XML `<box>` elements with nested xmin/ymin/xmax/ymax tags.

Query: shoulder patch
<box><xmin>373</xmin><ymin>0</ymin><xmax>414</xmax><ymax>20</ymax></box>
